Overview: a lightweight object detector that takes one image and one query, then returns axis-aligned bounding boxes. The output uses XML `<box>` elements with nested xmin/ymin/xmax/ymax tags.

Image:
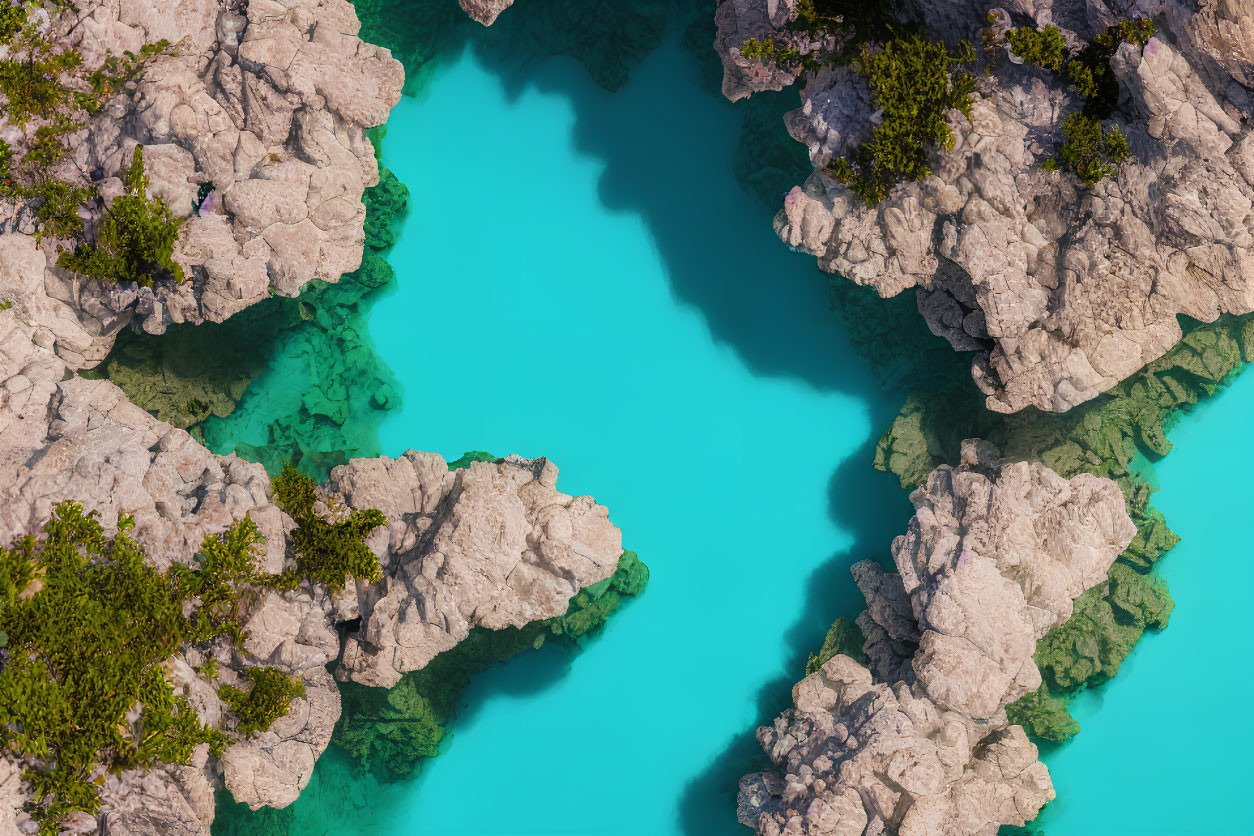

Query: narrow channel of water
<box><xmin>361</xmin><ymin>27</ymin><xmax>911</xmax><ymax>834</ymax></box>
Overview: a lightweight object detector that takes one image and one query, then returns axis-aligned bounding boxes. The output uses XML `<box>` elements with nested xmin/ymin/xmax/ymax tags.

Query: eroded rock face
<box><xmin>330</xmin><ymin>452</ymin><xmax>624</xmax><ymax>688</ymax></box>
<box><xmin>459</xmin><ymin>0</ymin><xmax>515</xmax><ymax>26</ymax></box>
<box><xmin>738</xmin><ymin>440</ymin><xmax>1135</xmax><ymax>835</ymax></box>
<box><xmin>722</xmin><ymin>0</ymin><xmax>1254</xmax><ymax>413</ymax></box>
<box><xmin>10</xmin><ymin>0</ymin><xmax>403</xmax><ymax>367</ymax></box>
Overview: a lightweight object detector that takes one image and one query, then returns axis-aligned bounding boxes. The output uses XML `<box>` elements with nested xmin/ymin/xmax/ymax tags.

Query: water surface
<box><xmin>344</xmin><ymin>25</ymin><xmax>907</xmax><ymax>836</ymax></box>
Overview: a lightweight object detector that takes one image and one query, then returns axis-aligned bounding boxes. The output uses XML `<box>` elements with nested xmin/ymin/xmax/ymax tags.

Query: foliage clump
<box><xmin>0</xmin><ymin>4</ymin><xmax>178</xmax><ymax>282</ymax></box>
<box><xmin>0</xmin><ymin>503</ymin><xmax>251</xmax><ymax>831</ymax></box>
<box><xmin>218</xmin><ymin>667</ymin><xmax>307</xmax><ymax>737</ymax></box>
<box><xmin>57</xmin><ymin>146</ymin><xmax>186</xmax><ymax>286</ymax></box>
<box><xmin>271</xmin><ymin>464</ymin><xmax>386</xmax><ymax>591</ymax></box>
<box><xmin>805</xmin><ymin>614</ymin><xmax>866</xmax><ymax>674</ymax></box>
<box><xmin>827</xmin><ymin>36</ymin><xmax>976</xmax><ymax>205</ymax></box>
<box><xmin>1053</xmin><ymin>112</ymin><xmax>1129</xmax><ymax>186</ymax></box>
<box><xmin>1005</xmin><ymin>24</ymin><xmax>1067</xmax><ymax>72</ymax></box>
<box><xmin>1004</xmin><ymin>17</ymin><xmax>1155</xmax><ymax>184</ymax></box>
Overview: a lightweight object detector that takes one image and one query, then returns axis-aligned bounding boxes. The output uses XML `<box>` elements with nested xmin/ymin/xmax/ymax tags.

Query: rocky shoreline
<box><xmin>0</xmin><ymin>1</ymin><xmax>642</xmax><ymax>833</ymax></box>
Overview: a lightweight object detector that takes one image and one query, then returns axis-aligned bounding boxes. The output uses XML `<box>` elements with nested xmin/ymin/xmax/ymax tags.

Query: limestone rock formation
<box><xmin>4</xmin><ymin>0</ymin><xmax>403</xmax><ymax>367</ymax></box>
<box><xmin>721</xmin><ymin>0</ymin><xmax>1254</xmax><ymax>413</ymax></box>
<box><xmin>330</xmin><ymin>451</ymin><xmax>624</xmax><ymax>688</ymax></box>
<box><xmin>738</xmin><ymin>440</ymin><xmax>1136</xmax><ymax>835</ymax></box>
<box><xmin>460</xmin><ymin>0</ymin><xmax>515</xmax><ymax>26</ymax></box>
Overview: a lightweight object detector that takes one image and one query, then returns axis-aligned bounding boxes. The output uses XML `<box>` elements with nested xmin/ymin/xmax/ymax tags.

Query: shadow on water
<box><xmin>219</xmin><ymin>0</ymin><xmax>924</xmax><ymax>832</ymax></box>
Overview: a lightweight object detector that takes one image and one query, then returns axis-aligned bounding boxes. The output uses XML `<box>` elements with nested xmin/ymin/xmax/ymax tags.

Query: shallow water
<box><xmin>1032</xmin><ymin>371</ymin><xmax>1254</xmax><ymax>835</ymax></box>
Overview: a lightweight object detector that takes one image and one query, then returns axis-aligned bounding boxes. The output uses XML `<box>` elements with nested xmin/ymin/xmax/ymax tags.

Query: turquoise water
<box><xmin>1033</xmin><ymin>372</ymin><xmax>1254</xmax><ymax>835</ymax></box>
<box><xmin>358</xmin><ymin>25</ymin><xmax>912</xmax><ymax>836</ymax></box>
<box><xmin>210</xmin><ymin>7</ymin><xmax>1254</xmax><ymax>835</ymax></box>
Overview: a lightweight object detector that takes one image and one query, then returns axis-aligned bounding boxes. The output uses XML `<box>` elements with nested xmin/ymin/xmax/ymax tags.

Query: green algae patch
<box><xmin>332</xmin><ymin>550</ymin><xmax>648</xmax><ymax>782</ymax></box>
<box><xmin>865</xmin><ymin>313</ymin><xmax>1251</xmax><ymax>743</ymax></box>
<box><xmin>446</xmin><ymin>450</ymin><xmax>500</xmax><ymax>470</ymax></box>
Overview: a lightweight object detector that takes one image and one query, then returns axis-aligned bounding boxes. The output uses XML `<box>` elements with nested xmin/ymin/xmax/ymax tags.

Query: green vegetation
<box><xmin>333</xmin><ymin>551</ymin><xmax>649</xmax><ymax>780</ymax></box>
<box><xmin>0</xmin><ymin>461</ymin><xmax>390</xmax><ymax>829</ymax></box>
<box><xmin>270</xmin><ymin>464</ymin><xmax>386</xmax><ymax>591</ymax></box>
<box><xmin>218</xmin><ymin>667</ymin><xmax>308</xmax><ymax>737</ymax></box>
<box><xmin>0</xmin><ymin>504</ymin><xmax>245</xmax><ymax>831</ymax></box>
<box><xmin>805</xmin><ymin>615</ymin><xmax>866</xmax><ymax>674</ymax></box>
<box><xmin>57</xmin><ymin>146</ymin><xmax>187</xmax><ymax>287</ymax></box>
<box><xmin>0</xmin><ymin>4</ymin><xmax>177</xmax><ymax>281</ymax></box>
<box><xmin>828</xmin><ymin>36</ymin><xmax>975</xmax><ymax>204</ymax></box>
<box><xmin>1006</xmin><ymin>24</ymin><xmax>1067</xmax><ymax>72</ymax></box>
<box><xmin>1056</xmin><ymin>112</ymin><xmax>1128</xmax><ymax>186</ymax></box>
<box><xmin>1004</xmin><ymin>18</ymin><xmax>1154</xmax><ymax>184</ymax></box>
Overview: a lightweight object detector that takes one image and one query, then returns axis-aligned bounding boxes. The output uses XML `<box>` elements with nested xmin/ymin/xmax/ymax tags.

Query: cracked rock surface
<box><xmin>738</xmin><ymin>440</ymin><xmax>1135</xmax><ymax>835</ymax></box>
<box><xmin>720</xmin><ymin>0</ymin><xmax>1254</xmax><ymax>413</ymax></box>
<box><xmin>2</xmin><ymin>0</ymin><xmax>402</xmax><ymax>368</ymax></box>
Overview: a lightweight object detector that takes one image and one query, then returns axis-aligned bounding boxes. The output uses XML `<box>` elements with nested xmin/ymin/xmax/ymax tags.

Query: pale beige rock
<box><xmin>727</xmin><ymin>0</ymin><xmax>1254</xmax><ymax>413</ymax></box>
<box><xmin>459</xmin><ymin>0</ymin><xmax>515</xmax><ymax>26</ymax></box>
<box><xmin>332</xmin><ymin>452</ymin><xmax>624</xmax><ymax>688</ymax></box>
<box><xmin>739</xmin><ymin>442</ymin><xmax>1134</xmax><ymax>835</ymax></box>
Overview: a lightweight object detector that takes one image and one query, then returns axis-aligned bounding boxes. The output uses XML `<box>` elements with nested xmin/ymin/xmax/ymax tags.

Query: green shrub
<box><xmin>0</xmin><ymin>503</ymin><xmax>251</xmax><ymax>831</ymax></box>
<box><xmin>218</xmin><ymin>667</ymin><xmax>307</xmax><ymax>737</ymax></box>
<box><xmin>1066</xmin><ymin>18</ymin><xmax>1155</xmax><ymax>118</ymax></box>
<box><xmin>827</xmin><ymin>35</ymin><xmax>976</xmax><ymax>205</ymax></box>
<box><xmin>1006</xmin><ymin>24</ymin><xmax>1067</xmax><ymax>71</ymax></box>
<box><xmin>57</xmin><ymin>146</ymin><xmax>187</xmax><ymax>286</ymax></box>
<box><xmin>0</xmin><ymin>5</ymin><xmax>27</xmax><ymax>44</ymax></box>
<box><xmin>270</xmin><ymin>464</ymin><xmax>386</xmax><ymax>591</ymax></box>
<box><xmin>805</xmin><ymin>614</ymin><xmax>866</xmax><ymax>674</ymax></box>
<box><xmin>1055</xmin><ymin>112</ymin><xmax>1128</xmax><ymax>186</ymax></box>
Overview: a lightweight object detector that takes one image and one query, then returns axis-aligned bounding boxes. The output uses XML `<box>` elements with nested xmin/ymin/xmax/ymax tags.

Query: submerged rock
<box><xmin>721</xmin><ymin>0</ymin><xmax>1254</xmax><ymax>414</ymax></box>
<box><xmin>739</xmin><ymin>441</ymin><xmax>1135</xmax><ymax>835</ymax></box>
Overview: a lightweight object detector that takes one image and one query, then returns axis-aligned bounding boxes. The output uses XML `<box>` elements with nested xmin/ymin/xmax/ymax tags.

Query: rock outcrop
<box><xmin>738</xmin><ymin>440</ymin><xmax>1136</xmax><ymax>835</ymax></box>
<box><xmin>720</xmin><ymin>0</ymin><xmax>1254</xmax><ymax>413</ymax></box>
<box><xmin>2</xmin><ymin>0</ymin><xmax>402</xmax><ymax>368</ymax></box>
<box><xmin>459</xmin><ymin>0</ymin><xmax>515</xmax><ymax>26</ymax></box>
<box><xmin>330</xmin><ymin>452</ymin><xmax>625</xmax><ymax>688</ymax></box>
<box><xmin>0</xmin><ymin>236</ymin><xmax>626</xmax><ymax>830</ymax></box>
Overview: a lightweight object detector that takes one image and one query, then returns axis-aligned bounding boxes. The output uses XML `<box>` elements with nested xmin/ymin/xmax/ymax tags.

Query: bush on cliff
<box><xmin>270</xmin><ymin>463</ymin><xmax>387</xmax><ymax>591</ymax></box>
<box><xmin>0</xmin><ymin>504</ymin><xmax>250</xmax><ymax>831</ymax></box>
<box><xmin>827</xmin><ymin>35</ymin><xmax>976</xmax><ymax>205</ymax></box>
<box><xmin>57</xmin><ymin>146</ymin><xmax>187</xmax><ymax>287</ymax></box>
<box><xmin>218</xmin><ymin>667</ymin><xmax>308</xmax><ymax>737</ymax></box>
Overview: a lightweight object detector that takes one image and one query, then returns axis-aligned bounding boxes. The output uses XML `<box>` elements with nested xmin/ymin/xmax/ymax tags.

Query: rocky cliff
<box><xmin>719</xmin><ymin>0</ymin><xmax>1254</xmax><ymax>414</ymax></box>
<box><xmin>738</xmin><ymin>440</ymin><xmax>1135</xmax><ymax>835</ymax></box>
<box><xmin>2</xmin><ymin>0</ymin><xmax>403</xmax><ymax>367</ymax></box>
